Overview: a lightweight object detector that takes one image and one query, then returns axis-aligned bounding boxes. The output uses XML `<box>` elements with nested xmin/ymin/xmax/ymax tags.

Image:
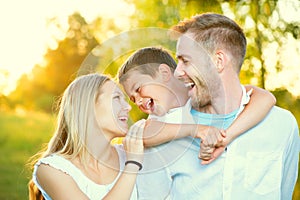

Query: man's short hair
<box><xmin>170</xmin><ymin>13</ymin><xmax>247</xmax><ymax>72</ymax></box>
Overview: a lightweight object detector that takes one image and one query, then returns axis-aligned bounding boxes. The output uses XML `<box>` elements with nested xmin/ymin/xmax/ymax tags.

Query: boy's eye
<box><xmin>130</xmin><ymin>96</ymin><xmax>135</xmax><ymax>103</ymax></box>
<box><xmin>135</xmin><ymin>86</ymin><xmax>141</xmax><ymax>93</ymax></box>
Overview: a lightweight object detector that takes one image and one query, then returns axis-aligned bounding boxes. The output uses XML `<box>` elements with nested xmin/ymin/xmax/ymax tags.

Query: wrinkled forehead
<box><xmin>176</xmin><ymin>32</ymin><xmax>208</xmax><ymax>56</ymax></box>
<box><xmin>178</xmin><ymin>32</ymin><xmax>197</xmax><ymax>45</ymax></box>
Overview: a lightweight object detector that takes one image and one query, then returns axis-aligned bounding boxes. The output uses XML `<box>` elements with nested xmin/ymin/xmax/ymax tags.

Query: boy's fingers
<box><xmin>201</xmin><ymin>157</ymin><xmax>216</xmax><ymax>165</ymax></box>
<box><xmin>220</xmin><ymin>129</ymin><xmax>226</xmax><ymax>138</ymax></box>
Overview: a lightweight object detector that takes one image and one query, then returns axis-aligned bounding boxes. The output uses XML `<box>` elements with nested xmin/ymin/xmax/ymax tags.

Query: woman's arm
<box><xmin>36</xmin><ymin>164</ymin><xmax>90</xmax><ymax>200</ymax></box>
<box><xmin>36</xmin><ymin>121</ymin><xmax>145</xmax><ymax>200</ymax></box>
<box><xmin>103</xmin><ymin>120</ymin><xmax>145</xmax><ymax>199</ymax></box>
<box><xmin>36</xmin><ymin>162</ymin><xmax>141</xmax><ymax>200</ymax></box>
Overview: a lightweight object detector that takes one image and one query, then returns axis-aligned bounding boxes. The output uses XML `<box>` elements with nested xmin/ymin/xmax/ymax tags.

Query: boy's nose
<box><xmin>136</xmin><ymin>97</ymin><xmax>143</xmax><ymax>106</ymax></box>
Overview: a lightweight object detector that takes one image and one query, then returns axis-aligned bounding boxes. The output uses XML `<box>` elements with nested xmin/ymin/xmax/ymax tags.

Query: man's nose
<box><xmin>174</xmin><ymin>63</ymin><xmax>185</xmax><ymax>78</ymax></box>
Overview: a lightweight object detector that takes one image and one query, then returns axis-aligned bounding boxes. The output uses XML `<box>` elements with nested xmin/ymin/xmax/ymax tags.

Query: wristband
<box><xmin>125</xmin><ymin>160</ymin><xmax>143</xmax><ymax>171</ymax></box>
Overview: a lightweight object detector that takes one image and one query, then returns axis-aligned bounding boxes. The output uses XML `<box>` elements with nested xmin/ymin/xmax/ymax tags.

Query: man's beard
<box><xmin>190</xmin><ymin>77</ymin><xmax>212</xmax><ymax>111</ymax></box>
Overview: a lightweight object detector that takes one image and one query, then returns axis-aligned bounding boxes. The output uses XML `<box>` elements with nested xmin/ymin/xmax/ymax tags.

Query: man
<box><xmin>171</xmin><ymin>13</ymin><xmax>299</xmax><ymax>199</ymax></box>
<box><xmin>118</xmin><ymin>46</ymin><xmax>278</xmax><ymax>199</ymax></box>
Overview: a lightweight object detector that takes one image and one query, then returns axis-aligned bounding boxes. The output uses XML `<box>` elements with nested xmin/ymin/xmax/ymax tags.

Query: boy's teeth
<box><xmin>146</xmin><ymin>99</ymin><xmax>153</xmax><ymax>109</ymax></box>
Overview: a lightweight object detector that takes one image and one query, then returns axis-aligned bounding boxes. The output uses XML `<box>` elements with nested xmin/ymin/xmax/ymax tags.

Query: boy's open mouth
<box><xmin>145</xmin><ymin>98</ymin><xmax>154</xmax><ymax>111</ymax></box>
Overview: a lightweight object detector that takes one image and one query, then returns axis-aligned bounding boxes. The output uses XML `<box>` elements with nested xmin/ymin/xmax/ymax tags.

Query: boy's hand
<box><xmin>195</xmin><ymin>127</ymin><xmax>227</xmax><ymax>164</ymax></box>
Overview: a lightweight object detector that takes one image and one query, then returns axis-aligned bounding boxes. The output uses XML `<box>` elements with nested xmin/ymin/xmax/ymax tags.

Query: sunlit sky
<box><xmin>0</xmin><ymin>0</ymin><xmax>300</xmax><ymax>97</ymax></box>
<box><xmin>0</xmin><ymin>0</ymin><xmax>133</xmax><ymax>95</ymax></box>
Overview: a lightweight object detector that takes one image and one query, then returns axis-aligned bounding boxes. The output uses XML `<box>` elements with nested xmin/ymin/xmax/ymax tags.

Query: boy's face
<box><xmin>121</xmin><ymin>70</ymin><xmax>178</xmax><ymax>116</ymax></box>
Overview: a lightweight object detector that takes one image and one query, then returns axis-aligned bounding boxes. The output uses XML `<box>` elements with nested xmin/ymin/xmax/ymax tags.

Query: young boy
<box><xmin>118</xmin><ymin>47</ymin><xmax>276</xmax><ymax>198</ymax></box>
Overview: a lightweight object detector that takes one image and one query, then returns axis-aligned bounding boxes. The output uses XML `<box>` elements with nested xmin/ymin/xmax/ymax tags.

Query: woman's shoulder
<box><xmin>35</xmin><ymin>154</ymin><xmax>74</xmax><ymax>175</ymax></box>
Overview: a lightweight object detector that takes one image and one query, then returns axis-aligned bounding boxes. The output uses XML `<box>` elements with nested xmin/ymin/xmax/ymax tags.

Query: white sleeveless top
<box><xmin>33</xmin><ymin>144</ymin><xmax>138</xmax><ymax>200</ymax></box>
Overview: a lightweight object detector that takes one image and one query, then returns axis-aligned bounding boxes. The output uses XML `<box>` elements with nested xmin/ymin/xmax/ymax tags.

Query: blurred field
<box><xmin>0</xmin><ymin>110</ymin><xmax>299</xmax><ymax>199</ymax></box>
<box><xmin>0</xmin><ymin>111</ymin><xmax>54</xmax><ymax>199</ymax></box>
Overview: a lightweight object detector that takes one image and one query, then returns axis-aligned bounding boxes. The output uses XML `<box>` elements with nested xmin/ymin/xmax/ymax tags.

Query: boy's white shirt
<box><xmin>148</xmin><ymin>85</ymin><xmax>252</xmax><ymax>123</ymax></box>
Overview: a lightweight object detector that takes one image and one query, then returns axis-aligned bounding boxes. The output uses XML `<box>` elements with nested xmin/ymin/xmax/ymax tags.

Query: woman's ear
<box><xmin>215</xmin><ymin>51</ymin><xmax>225</xmax><ymax>73</ymax></box>
<box><xmin>158</xmin><ymin>64</ymin><xmax>172</xmax><ymax>82</ymax></box>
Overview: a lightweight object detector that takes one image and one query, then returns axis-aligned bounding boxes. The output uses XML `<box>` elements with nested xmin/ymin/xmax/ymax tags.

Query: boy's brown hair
<box><xmin>118</xmin><ymin>47</ymin><xmax>177</xmax><ymax>83</ymax></box>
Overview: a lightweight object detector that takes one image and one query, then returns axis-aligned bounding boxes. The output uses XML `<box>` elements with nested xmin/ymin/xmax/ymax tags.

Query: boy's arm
<box><xmin>200</xmin><ymin>85</ymin><xmax>276</xmax><ymax>164</ymax></box>
<box><xmin>142</xmin><ymin>120</ymin><xmax>223</xmax><ymax>148</ymax></box>
<box><xmin>225</xmin><ymin>85</ymin><xmax>276</xmax><ymax>145</ymax></box>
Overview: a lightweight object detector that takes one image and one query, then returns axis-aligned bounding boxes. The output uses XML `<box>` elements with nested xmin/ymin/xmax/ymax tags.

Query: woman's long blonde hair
<box><xmin>28</xmin><ymin>73</ymin><xmax>109</xmax><ymax>200</ymax></box>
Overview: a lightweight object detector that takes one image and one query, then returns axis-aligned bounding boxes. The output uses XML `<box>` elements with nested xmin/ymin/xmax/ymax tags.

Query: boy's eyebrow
<box><xmin>129</xmin><ymin>82</ymin><xmax>138</xmax><ymax>94</ymax></box>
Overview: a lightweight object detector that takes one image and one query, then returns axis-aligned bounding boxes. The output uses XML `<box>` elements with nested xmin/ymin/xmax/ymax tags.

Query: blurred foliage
<box><xmin>0</xmin><ymin>0</ymin><xmax>299</xmax><ymax>199</ymax></box>
<box><xmin>8</xmin><ymin>13</ymin><xmax>100</xmax><ymax>112</ymax></box>
<box><xmin>3</xmin><ymin>0</ymin><xmax>300</xmax><ymax>123</ymax></box>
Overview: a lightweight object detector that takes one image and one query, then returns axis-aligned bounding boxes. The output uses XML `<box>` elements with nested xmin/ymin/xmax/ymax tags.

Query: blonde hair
<box><xmin>28</xmin><ymin>73</ymin><xmax>109</xmax><ymax>199</ymax></box>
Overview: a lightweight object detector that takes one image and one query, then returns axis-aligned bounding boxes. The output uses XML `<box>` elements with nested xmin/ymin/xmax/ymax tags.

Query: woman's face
<box><xmin>95</xmin><ymin>80</ymin><xmax>131</xmax><ymax>137</ymax></box>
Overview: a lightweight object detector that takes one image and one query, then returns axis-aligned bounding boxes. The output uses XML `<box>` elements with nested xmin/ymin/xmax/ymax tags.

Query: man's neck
<box><xmin>193</xmin><ymin>81</ymin><xmax>242</xmax><ymax>115</ymax></box>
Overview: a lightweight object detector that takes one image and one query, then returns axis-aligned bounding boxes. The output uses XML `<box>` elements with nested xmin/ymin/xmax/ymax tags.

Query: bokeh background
<box><xmin>0</xmin><ymin>0</ymin><xmax>299</xmax><ymax>199</ymax></box>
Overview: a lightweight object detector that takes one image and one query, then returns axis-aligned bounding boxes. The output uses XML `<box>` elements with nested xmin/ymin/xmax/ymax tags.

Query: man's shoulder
<box><xmin>269</xmin><ymin>106</ymin><xmax>297</xmax><ymax>124</ymax></box>
<box><xmin>254</xmin><ymin>105</ymin><xmax>299</xmax><ymax>137</ymax></box>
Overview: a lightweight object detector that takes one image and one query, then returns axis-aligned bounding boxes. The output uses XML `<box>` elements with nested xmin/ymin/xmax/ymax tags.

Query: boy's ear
<box><xmin>158</xmin><ymin>64</ymin><xmax>172</xmax><ymax>82</ymax></box>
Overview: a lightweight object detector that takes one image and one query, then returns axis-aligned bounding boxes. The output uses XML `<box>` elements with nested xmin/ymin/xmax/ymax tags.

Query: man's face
<box><xmin>175</xmin><ymin>33</ymin><xmax>219</xmax><ymax>111</ymax></box>
<box><xmin>121</xmin><ymin>69</ymin><xmax>178</xmax><ymax>116</ymax></box>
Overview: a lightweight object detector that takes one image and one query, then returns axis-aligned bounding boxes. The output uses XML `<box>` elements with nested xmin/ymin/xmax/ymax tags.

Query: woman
<box><xmin>28</xmin><ymin>73</ymin><xmax>144</xmax><ymax>200</ymax></box>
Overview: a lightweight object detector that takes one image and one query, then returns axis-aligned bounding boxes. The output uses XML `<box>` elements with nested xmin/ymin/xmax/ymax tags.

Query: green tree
<box><xmin>225</xmin><ymin>0</ymin><xmax>300</xmax><ymax>90</ymax></box>
<box><xmin>9</xmin><ymin>13</ymin><xmax>99</xmax><ymax>111</ymax></box>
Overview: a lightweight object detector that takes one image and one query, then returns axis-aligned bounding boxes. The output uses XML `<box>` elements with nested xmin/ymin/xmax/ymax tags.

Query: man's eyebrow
<box><xmin>176</xmin><ymin>54</ymin><xmax>191</xmax><ymax>60</ymax></box>
<box><xmin>176</xmin><ymin>55</ymin><xmax>183</xmax><ymax>60</ymax></box>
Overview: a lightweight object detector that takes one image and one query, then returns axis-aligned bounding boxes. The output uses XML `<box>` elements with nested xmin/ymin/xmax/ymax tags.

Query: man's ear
<box><xmin>158</xmin><ymin>64</ymin><xmax>172</xmax><ymax>82</ymax></box>
<box><xmin>215</xmin><ymin>51</ymin><xmax>225</xmax><ymax>73</ymax></box>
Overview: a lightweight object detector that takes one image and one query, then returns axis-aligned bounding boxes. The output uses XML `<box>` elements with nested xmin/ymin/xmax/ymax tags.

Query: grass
<box><xmin>0</xmin><ymin>110</ymin><xmax>299</xmax><ymax>199</ymax></box>
<box><xmin>0</xmin><ymin>110</ymin><xmax>54</xmax><ymax>199</ymax></box>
